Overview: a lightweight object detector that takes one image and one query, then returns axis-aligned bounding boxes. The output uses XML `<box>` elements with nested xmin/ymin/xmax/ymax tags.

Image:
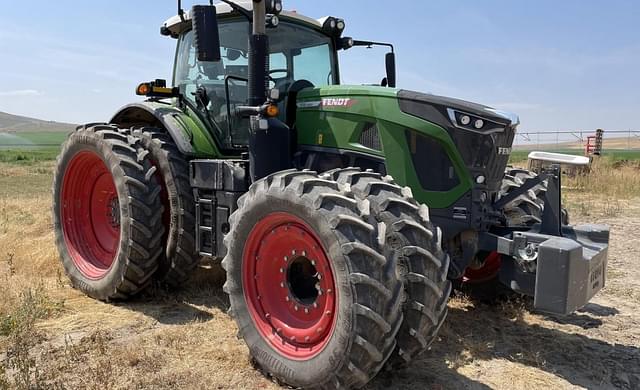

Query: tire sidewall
<box><xmin>227</xmin><ymin>188</ymin><xmax>355</xmax><ymax>387</ymax></box>
<box><xmin>53</xmin><ymin>132</ymin><xmax>132</xmax><ymax>301</ymax></box>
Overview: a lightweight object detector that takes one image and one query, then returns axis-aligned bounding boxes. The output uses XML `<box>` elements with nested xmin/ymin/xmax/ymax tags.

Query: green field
<box><xmin>0</xmin><ymin>148</ymin><xmax>60</xmax><ymax>165</ymax></box>
<box><xmin>0</xmin><ymin>131</ymin><xmax>69</xmax><ymax>149</ymax></box>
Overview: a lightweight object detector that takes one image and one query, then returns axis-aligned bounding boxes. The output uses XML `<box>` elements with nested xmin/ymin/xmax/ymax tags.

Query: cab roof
<box><xmin>162</xmin><ymin>1</ymin><xmax>324</xmax><ymax>37</ymax></box>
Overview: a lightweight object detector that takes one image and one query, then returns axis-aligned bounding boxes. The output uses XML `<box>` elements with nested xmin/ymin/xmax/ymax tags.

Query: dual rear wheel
<box><xmin>53</xmin><ymin>125</ymin><xmax>198</xmax><ymax>300</ymax></box>
<box><xmin>222</xmin><ymin>169</ymin><xmax>450</xmax><ymax>388</ymax></box>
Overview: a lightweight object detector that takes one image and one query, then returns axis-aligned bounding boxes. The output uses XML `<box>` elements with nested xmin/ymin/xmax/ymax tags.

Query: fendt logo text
<box><xmin>322</xmin><ymin>98</ymin><xmax>357</xmax><ymax>108</ymax></box>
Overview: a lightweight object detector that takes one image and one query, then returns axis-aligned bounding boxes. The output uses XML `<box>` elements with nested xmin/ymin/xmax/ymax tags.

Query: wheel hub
<box><xmin>243</xmin><ymin>213</ymin><xmax>337</xmax><ymax>360</ymax></box>
<box><xmin>287</xmin><ymin>255</ymin><xmax>320</xmax><ymax>306</ymax></box>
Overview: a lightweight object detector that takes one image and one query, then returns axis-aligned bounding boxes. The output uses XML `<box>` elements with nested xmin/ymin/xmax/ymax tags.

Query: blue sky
<box><xmin>0</xmin><ymin>0</ymin><xmax>638</xmax><ymax>132</ymax></box>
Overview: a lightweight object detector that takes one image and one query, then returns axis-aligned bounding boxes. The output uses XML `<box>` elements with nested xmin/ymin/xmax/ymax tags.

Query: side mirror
<box><xmin>192</xmin><ymin>5</ymin><xmax>221</xmax><ymax>62</ymax></box>
<box><xmin>385</xmin><ymin>52</ymin><xmax>396</xmax><ymax>88</ymax></box>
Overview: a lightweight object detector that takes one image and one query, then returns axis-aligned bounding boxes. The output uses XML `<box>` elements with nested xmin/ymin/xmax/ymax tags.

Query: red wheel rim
<box><xmin>61</xmin><ymin>151</ymin><xmax>120</xmax><ymax>279</ymax></box>
<box><xmin>463</xmin><ymin>251</ymin><xmax>502</xmax><ymax>283</ymax></box>
<box><xmin>243</xmin><ymin>212</ymin><xmax>337</xmax><ymax>360</ymax></box>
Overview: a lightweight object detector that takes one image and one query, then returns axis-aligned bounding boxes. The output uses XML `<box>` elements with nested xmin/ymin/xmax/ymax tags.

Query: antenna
<box><xmin>178</xmin><ymin>0</ymin><xmax>185</xmax><ymax>21</ymax></box>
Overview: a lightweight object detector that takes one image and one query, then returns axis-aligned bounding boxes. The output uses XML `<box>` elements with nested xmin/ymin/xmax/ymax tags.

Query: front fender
<box><xmin>110</xmin><ymin>102</ymin><xmax>219</xmax><ymax>157</ymax></box>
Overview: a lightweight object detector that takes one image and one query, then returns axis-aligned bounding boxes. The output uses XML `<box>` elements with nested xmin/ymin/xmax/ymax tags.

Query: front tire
<box><xmin>222</xmin><ymin>170</ymin><xmax>403</xmax><ymax>389</ymax></box>
<box><xmin>499</xmin><ymin>168</ymin><xmax>569</xmax><ymax>227</ymax></box>
<box><xmin>52</xmin><ymin>126</ymin><xmax>164</xmax><ymax>301</ymax></box>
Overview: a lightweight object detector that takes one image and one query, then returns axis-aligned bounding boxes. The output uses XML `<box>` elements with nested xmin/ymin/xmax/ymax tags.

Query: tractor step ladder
<box><xmin>195</xmin><ymin>192</ymin><xmax>216</xmax><ymax>257</ymax></box>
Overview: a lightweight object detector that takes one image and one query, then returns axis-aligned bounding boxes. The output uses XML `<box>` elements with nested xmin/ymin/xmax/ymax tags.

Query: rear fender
<box><xmin>110</xmin><ymin>102</ymin><xmax>218</xmax><ymax>157</ymax></box>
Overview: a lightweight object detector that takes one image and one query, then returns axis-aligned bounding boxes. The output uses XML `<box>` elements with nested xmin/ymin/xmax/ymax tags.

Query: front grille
<box><xmin>450</xmin><ymin>126</ymin><xmax>516</xmax><ymax>192</ymax></box>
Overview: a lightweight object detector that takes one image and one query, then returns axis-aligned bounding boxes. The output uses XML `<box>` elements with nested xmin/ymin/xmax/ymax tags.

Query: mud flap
<box><xmin>534</xmin><ymin>224</ymin><xmax>609</xmax><ymax>315</ymax></box>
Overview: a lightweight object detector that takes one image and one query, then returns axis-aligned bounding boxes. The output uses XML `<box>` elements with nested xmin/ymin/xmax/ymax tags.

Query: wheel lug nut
<box><xmin>304</xmin><ymin>308</ymin><xmax>309</xmax><ymax>314</ymax></box>
<box><xmin>284</xmin><ymin>256</ymin><xmax>288</xmax><ymax>262</ymax></box>
<box><xmin>279</xmin><ymin>268</ymin><xmax>284</xmax><ymax>273</ymax></box>
<box><xmin>326</xmin><ymin>311</ymin><xmax>332</xmax><ymax>316</ymax></box>
<box><xmin>291</xmin><ymin>336</ymin><xmax>296</xmax><ymax>342</ymax></box>
<box><xmin>316</xmin><ymin>327</ymin><xmax>323</xmax><ymax>333</ymax></box>
<box><xmin>292</xmin><ymin>249</ymin><xmax>296</xmax><ymax>255</ymax></box>
<box><xmin>305</xmin><ymin>336</ymin><xmax>310</xmax><ymax>342</ymax></box>
<box><xmin>285</xmin><ymin>296</ymin><xmax>290</xmax><ymax>302</ymax></box>
<box><xmin>327</xmin><ymin>289</ymin><xmax>333</xmax><ymax>294</ymax></box>
<box><xmin>265</xmin><ymin>313</ymin><xmax>270</xmax><ymax>319</ymax></box>
<box><xmin>294</xmin><ymin>305</ymin><xmax>299</xmax><ymax>311</ymax></box>
<box><xmin>280</xmin><ymin>282</ymin><xmax>285</xmax><ymax>288</ymax></box>
<box><xmin>276</xmin><ymin>327</ymin><xmax>282</xmax><ymax>334</ymax></box>
<box><xmin>311</xmin><ymin>260</ymin><xmax>316</xmax><ymax>266</ymax></box>
<box><xmin>313</xmin><ymin>303</ymin><xmax>318</xmax><ymax>308</ymax></box>
<box><xmin>317</xmin><ymin>274</ymin><xmax>322</xmax><ymax>280</ymax></box>
<box><xmin>302</xmin><ymin>250</ymin><xmax>307</xmax><ymax>257</ymax></box>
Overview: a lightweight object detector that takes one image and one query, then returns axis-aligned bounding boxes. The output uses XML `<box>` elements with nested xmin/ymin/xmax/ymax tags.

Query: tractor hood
<box><xmin>295</xmin><ymin>85</ymin><xmax>518</xmax><ymax>195</ymax></box>
<box><xmin>296</xmin><ymin>86</ymin><xmax>519</xmax><ymax>131</ymax></box>
<box><xmin>397</xmin><ymin>90</ymin><xmax>520</xmax><ymax>130</ymax></box>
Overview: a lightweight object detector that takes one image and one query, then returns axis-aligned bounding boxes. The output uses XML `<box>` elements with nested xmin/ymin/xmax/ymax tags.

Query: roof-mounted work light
<box><xmin>319</xmin><ymin>16</ymin><xmax>346</xmax><ymax>37</ymax></box>
<box><xmin>265</xmin><ymin>0</ymin><xmax>283</xmax><ymax>15</ymax></box>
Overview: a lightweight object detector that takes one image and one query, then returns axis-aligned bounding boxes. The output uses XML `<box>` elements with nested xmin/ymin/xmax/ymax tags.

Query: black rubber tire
<box><xmin>325</xmin><ymin>168</ymin><xmax>451</xmax><ymax>368</ymax></box>
<box><xmin>132</xmin><ymin>128</ymin><xmax>199</xmax><ymax>287</ymax></box>
<box><xmin>499</xmin><ymin>168</ymin><xmax>569</xmax><ymax>227</ymax></box>
<box><xmin>222</xmin><ymin>169</ymin><xmax>403</xmax><ymax>389</ymax></box>
<box><xmin>52</xmin><ymin>125</ymin><xmax>164</xmax><ymax>301</ymax></box>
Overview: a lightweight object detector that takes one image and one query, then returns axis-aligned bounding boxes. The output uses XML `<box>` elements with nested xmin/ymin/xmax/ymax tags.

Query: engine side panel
<box><xmin>295</xmin><ymin>86</ymin><xmax>474</xmax><ymax>210</ymax></box>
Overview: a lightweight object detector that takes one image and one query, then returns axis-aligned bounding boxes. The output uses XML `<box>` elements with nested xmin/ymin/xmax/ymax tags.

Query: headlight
<box><xmin>446</xmin><ymin>108</ymin><xmax>507</xmax><ymax>134</ymax></box>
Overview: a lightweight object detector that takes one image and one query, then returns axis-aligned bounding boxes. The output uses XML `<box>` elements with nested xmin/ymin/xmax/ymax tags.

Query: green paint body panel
<box><xmin>295</xmin><ymin>86</ymin><xmax>473</xmax><ymax>209</ymax></box>
<box><xmin>140</xmin><ymin>100</ymin><xmax>236</xmax><ymax>158</ymax></box>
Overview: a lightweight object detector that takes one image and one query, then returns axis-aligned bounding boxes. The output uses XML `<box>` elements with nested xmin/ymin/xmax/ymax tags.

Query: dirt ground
<box><xmin>0</xmin><ymin>161</ymin><xmax>639</xmax><ymax>390</ymax></box>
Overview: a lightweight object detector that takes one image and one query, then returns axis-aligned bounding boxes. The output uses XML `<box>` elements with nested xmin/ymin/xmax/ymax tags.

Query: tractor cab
<box><xmin>163</xmin><ymin>2</ymin><xmax>343</xmax><ymax>149</ymax></box>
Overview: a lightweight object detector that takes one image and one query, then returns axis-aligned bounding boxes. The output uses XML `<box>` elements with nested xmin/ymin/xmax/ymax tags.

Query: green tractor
<box><xmin>52</xmin><ymin>1</ymin><xmax>610</xmax><ymax>388</ymax></box>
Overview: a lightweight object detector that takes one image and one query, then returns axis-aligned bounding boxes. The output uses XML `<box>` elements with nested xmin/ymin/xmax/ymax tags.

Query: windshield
<box><xmin>174</xmin><ymin>20</ymin><xmax>337</xmax><ymax>149</ymax></box>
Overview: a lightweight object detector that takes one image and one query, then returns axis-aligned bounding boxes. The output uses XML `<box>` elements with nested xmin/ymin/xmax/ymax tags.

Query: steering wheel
<box><xmin>269</xmin><ymin>68</ymin><xmax>290</xmax><ymax>80</ymax></box>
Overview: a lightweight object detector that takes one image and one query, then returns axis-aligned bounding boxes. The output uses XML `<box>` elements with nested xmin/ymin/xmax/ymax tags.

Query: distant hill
<box><xmin>0</xmin><ymin>111</ymin><xmax>77</xmax><ymax>133</ymax></box>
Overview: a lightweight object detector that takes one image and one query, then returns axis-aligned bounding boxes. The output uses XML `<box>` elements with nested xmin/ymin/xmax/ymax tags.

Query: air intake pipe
<box><xmin>247</xmin><ymin>0</ymin><xmax>292</xmax><ymax>182</ymax></box>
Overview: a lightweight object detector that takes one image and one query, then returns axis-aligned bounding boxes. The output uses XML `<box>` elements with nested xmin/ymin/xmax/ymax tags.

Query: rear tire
<box><xmin>325</xmin><ymin>168</ymin><xmax>451</xmax><ymax>368</ymax></box>
<box><xmin>52</xmin><ymin>126</ymin><xmax>164</xmax><ymax>301</ymax></box>
<box><xmin>222</xmin><ymin>170</ymin><xmax>403</xmax><ymax>389</ymax></box>
<box><xmin>132</xmin><ymin>128</ymin><xmax>199</xmax><ymax>287</ymax></box>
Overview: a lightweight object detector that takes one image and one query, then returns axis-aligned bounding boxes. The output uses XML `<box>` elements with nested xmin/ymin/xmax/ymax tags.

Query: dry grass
<box><xmin>565</xmin><ymin>158</ymin><xmax>640</xmax><ymax>199</ymax></box>
<box><xmin>557</xmin><ymin>159</ymin><xmax>640</xmax><ymax>221</ymax></box>
<box><xmin>1</xmin><ymin>158</ymin><xmax>639</xmax><ymax>389</ymax></box>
